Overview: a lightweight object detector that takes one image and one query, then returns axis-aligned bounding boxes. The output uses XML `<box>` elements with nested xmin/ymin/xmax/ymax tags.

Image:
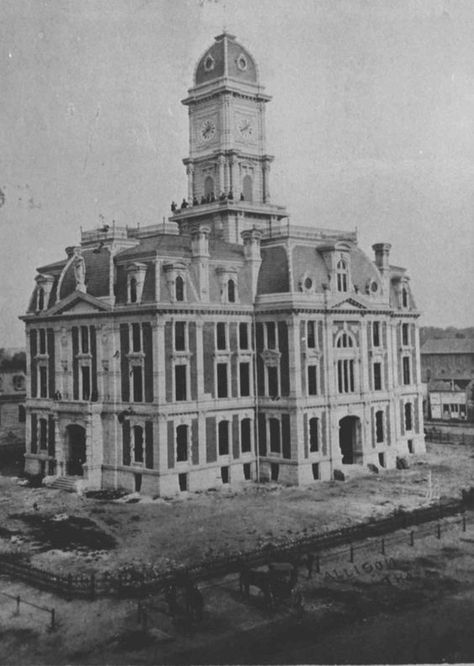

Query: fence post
<box><xmin>349</xmin><ymin>544</ymin><xmax>354</xmax><ymax>563</ymax></box>
<box><xmin>50</xmin><ymin>608</ymin><xmax>56</xmax><ymax>632</ymax></box>
<box><xmin>463</xmin><ymin>515</ymin><xmax>467</xmax><ymax>533</ymax></box>
<box><xmin>381</xmin><ymin>538</ymin><xmax>385</xmax><ymax>555</ymax></box>
<box><xmin>67</xmin><ymin>574</ymin><xmax>73</xmax><ymax>602</ymax></box>
<box><xmin>90</xmin><ymin>573</ymin><xmax>96</xmax><ymax>601</ymax></box>
<box><xmin>437</xmin><ymin>522</ymin><xmax>441</xmax><ymax>540</ymax></box>
<box><xmin>14</xmin><ymin>595</ymin><xmax>20</xmax><ymax>616</ymax></box>
<box><xmin>410</xmin><ymin>530</ymin><xmax>414</xmax><ymax>547</ymax></box>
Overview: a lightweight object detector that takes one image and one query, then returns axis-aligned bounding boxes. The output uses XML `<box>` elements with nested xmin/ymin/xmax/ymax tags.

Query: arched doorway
<box><xmin>242</xmin><ymin>174</ymin><xmax>253</xmax><ymax>201</ymax></box>
<box><xmin>339</xmin><ymin>416</ymin><xmax>361</xmax><ymax>464</ymax></box>
<box><xmin>66</xmin><ymin>424</ymin><xmax>86</xmax><ymax>476</ymax></box>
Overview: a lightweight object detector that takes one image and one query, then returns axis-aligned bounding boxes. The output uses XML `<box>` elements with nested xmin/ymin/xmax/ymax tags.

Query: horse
<box><xmin>239</xmin><ymin>566</ymin><xmax>274</xmax><ymax>609</ymax></box>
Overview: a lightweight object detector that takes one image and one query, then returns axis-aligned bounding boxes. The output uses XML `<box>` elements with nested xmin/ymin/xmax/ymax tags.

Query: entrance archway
<box><xmin>339</xmin><ymin>416</ymin><xmax>361</xmax><ymax>464</ymax></box>
<box><xmin>66</xmin><ymin>424</ymin><xmax>86</xmax><ymax>476</ymax></box>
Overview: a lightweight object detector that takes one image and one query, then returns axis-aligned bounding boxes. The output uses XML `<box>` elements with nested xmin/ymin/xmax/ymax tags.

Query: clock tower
<box><xmin>172</xmin><ymin>32</ymin><xmax>288</xmax><ymax>243</ymax></box>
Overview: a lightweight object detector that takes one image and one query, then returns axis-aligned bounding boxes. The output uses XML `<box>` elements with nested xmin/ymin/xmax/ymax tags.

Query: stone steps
<box><xmin>48</xmin><ymin>476</ymin><xmax>81</xmax><ymax>492</ymax></box>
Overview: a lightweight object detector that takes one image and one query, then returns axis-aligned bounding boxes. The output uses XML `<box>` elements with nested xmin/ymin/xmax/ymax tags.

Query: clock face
<box><xmin>200</xmin><ymin>119</ymin><xmax>216</xmax><ymax>142</ymax></box>
<box><xmin>238</xmin><ymin>117</ymin><xmax>254</xmax><ymax>140</ymax></box>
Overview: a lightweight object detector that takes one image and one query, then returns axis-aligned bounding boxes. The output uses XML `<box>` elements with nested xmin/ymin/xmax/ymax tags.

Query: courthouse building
<box><xmin>21</xmin><ymin>33</ymin><xmax>425</xmax><ymax>494</ymax></box>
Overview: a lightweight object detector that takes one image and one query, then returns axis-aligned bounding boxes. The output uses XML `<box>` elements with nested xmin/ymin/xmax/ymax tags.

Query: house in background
<box><xmin>0</xmin><ymin>349</ymin><xmax>26</xmax><ymax>455</ymax></box>
<box><xmin>421</xmin><ymin>337</ymin><xmax>474</xmax><ymax>422</ymax></box>
<box><xmin>20</xmin><ymin>33</ymin><xmax>425</xmax><ymax>494</ymax></box>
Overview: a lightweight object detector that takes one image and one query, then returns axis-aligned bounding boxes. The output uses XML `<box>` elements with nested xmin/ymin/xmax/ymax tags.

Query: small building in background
<box><xmin>0</xmin><ymin>349</ymin><xmax>26</xmax><ymax>459</ymax></box>
<box><xmin>421</xmin><ymin>337</ymin><xmax>474</xmax><ymax>422</ymax></box>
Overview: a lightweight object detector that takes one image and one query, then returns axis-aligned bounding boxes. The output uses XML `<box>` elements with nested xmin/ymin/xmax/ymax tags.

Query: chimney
<box><xmin>241</xmin><ymin>228</ymin><xmax>262</xmax><ymax>299</ymax></box>
<box><xmin>372</xmin><ymin>242</ymin><xmax>391</xmax><ymax>297</ymax></box>
<box><xmin>191</xmin><ymin>224</ymin><xmax>210</xmax><ymax>301</ymax></box>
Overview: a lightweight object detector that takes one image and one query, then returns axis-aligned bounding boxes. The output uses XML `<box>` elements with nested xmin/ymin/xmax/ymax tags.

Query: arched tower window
<box><xmin>175</xmin><ymin>276</ymin><xmax>184</xmax><ymax>302</ymax></box>
<box><xmin>336</xmin><ymin>332</ymin><xmax>354</xmax><ymax>348</ymax></box>
<box><xmin>129</xmin><ymin>277</ymin><xmax>137</xmax><ymax>303</ymax></box>
<box><xmin>228</xmin><ymin>279</ymin><xmax>235</xmax><ymax>303</ymax></box>
<box><xmin>336</xmin><ymin>259</ymin><xmax>348</xmax><ymax>292</ymax></box>
<box><xmin>242</xmin><ymin>174</ymin><xmax>253</xmax><ymax>202</ymax></box>
<box><xmin>204</xmin><ymin>176</ymin><xmax>214</xmax><ymax>198</ymax></box>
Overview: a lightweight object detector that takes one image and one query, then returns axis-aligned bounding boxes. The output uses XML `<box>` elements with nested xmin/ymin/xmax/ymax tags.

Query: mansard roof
<box><xmin>193</xmin><ymin>32</ymin><xmax>259</xmax><ymax>88</ymax></box>
<box><xmin>421</xmin><ymin>337</ymin><xmax>474</xmax><ymax>355</ymax></box>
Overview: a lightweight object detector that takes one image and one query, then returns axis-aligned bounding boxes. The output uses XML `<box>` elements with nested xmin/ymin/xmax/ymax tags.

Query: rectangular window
<box><xmin>132</xmin><ymin>323</ymin><xmax>141</xmax><ymax>352</ymax></box>
<box><xmin>80</xmin><ymin>326</ymin><xmax>89</xmax><ymax>354</ymax></box>
<box><xmin>175</xmin><ymin>364</ymin><xmax>187</xmax><ymax>401</ymax></box>
<box><xmin>81</xmin><ymin>366</ymin><xmax>91</xmax><ymax>400</ymax></box>
<box><xmin>218</xmin><ymin>420</ymin><xmax>229</xmax><ymax>456</ymax></box>
<box><xmin>405</xmin><ymin>402</ymin><xmax>413</xmax><ymax>431</ymax></box>
<box><xmin>309</xmin><ymin>417</ymin><xmax>319</xmax><ymax>452</ymax></box>
<box><xmin>266</xmin><ymin>322</ymin><xmax>276</xmax><ymax>349</ymax></box>
<box><xmin>240</xmin><ymin>418</ymin><xmax>252</xmax><ymax>453</ymax></box>
<box><xmin>176</xmin><ymin>424</ymin><xmax>188</xmax><ymax>462</ymax></box>
<box><xmin>239</xmin><ymin>323</ymin><xmax>249</xmax><ymax>350</ymax></box>
<box><xmin>308</xmin><ymin>365</ymin><xmax>317</xmax><ymax>395</ymax></box>
<box><xmin>39</xmin><ymin>366</ymin><xmax>48</xmax><ymax>398</ymax></box>
<box><xmin>269</xmin><ymin>418</ymin><xmax>281</xmax><ymax>453</ymax></box>
<box><xmin>133</xmin><ymin>425</ymin><xmax>144</xmax><ymax>463</ymax></box>
<box><xmin>39</xmin><ymin>329</ymin><xmax>46</xmax><ymax>354</ymax></box>
<box><xmin>268</xmin><ymin>366</ymin><xmax>279</xmax><ymax>398</ymax></box>
<box><xmin>216</xmin><ymin>322</ymin><xmax>227</xmax><ymax>350</ymax></box>
<box><xmin>402</xmin><ymin>323</ymin><xmax>409</xmax><ymax>346</ymax></box>
<box><xmin>307</xmin><ymin>321</ymin><xmax>316</xmax><ymax>349</ymax></box>
<box><xmin>39</xmin><ymin>418</ymin><xmax>47</xmax><ymax>450</ymax></box>
<box><xmin>175</xmin><ymin>322</ymin><xmax>186</xmax><ymax>351</ymax></box>
<box><xmin>373</xmin><ymin>321</ymin><xmax>380</xmax><ymax>347</ymax></box>
<box><xmin>375</xmin><ymin>410</ymin><xmax>384</xmax><ymax>442</ymax></box>
<box><xmin>337</xmin><ymin>359</ymin><xmax>355</xmax><ymax>393</ymax></box>
<box><xmin>132</xmin><ymin>366</ymin><xmax>143</xmax><ymax>402</ymax></box>
<box><xmin>373</xmin><ymin>363</ymin><xmax>382</xmax><ymax>391</ymax></box>
<box><xmin>239</xmin><ymin>362</ymin><xmax>250</xmax><ymax>397</ymax></box>
<box><xmin>217</xmin><ymin>363</ymin><xmax>228</xmax><ymax>398</ymax></box>
<box><xmin>403</xmin><ymin>357</ymin><xmax>411</xmax><ymax>385</ymax></box>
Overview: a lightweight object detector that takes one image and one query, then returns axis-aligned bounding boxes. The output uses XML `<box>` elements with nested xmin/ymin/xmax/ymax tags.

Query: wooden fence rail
<box><xmin>0</xmin><ymin>496</ymin><xmax>467</xmax><ymax>601</ymax></box>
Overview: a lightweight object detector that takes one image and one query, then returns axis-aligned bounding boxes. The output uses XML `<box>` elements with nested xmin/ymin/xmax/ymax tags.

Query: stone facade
<box><xmin>21</xmin><ymin>33</ymin><xmax>425</xmax><ymax>493</ymax></box>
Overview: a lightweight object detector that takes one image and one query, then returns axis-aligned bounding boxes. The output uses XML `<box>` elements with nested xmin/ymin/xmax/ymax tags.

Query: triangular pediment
<box><xmin>47</xmin><ymin>290</ymin><xmax>112</xmax><ymax>315</ymax></box>
<box><xmin>331</xmin><ymin>297</ymin><xmax>368</xmax><ymax>310</ymax></box>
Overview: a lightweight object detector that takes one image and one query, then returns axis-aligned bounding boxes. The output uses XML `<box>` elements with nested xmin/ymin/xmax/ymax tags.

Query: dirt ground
<box><xmin>0</xmin><ymin>442</ymin><xmax>473</xmax><ymax>578</ymax></box>
<box><xmin>1</xmin><ymin>441</ymin><xmax>474</xmax><ymax>664</ymax></box>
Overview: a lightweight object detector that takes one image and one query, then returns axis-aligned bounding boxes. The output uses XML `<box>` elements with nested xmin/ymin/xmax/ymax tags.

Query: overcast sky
<box><xmin>1</xmin><ymin>0</ymin><xmax>473</xmax><ymax>345</ymax></box>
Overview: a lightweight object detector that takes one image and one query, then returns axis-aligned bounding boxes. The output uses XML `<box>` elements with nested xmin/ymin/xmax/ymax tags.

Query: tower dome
<box><xmin>194</xmin><ymin>32</ymin><xmax>259</xmax><ymax>86</ymax></box>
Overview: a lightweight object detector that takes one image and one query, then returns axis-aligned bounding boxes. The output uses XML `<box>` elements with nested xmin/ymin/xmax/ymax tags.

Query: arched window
<box><xmin>228</xmin><ymin>279</ymin><xmax>235</xmax><ymax>303</ymax></box>
<box><xmin>336</xmin><ymin>259</ymin><xmax>348</xmax><ymax>292</ymax></box>
<box><xmin>336</xmin><ymin>332</ymin><xmax>354</xmax><ymax>348</ymax></box>
<box><xmin>242</xmin><ymin>174</ymin><xmax>253</xmax><ymax>202</ymax></box>
<box><xmin>175</xmin><ymin>276</ymin><xmax>184</xmax><ymax>302</ymax></box>
<box><xmin>309</xmin><ymin>417</ymin><xmax>319</xmax><ymax>452</ymax></box>
<box><xmin>204</xmin><ymin>176</ymin><xmax>214</xmax><ymax>198</ymax></box>
<box><xmin>130</xmin><ymin>277</ymin><xmax>137</xmax><ymax>303</ymax></box>
<box><xmin>402</xmin><ymin>287</ymin><xmax>409</xmax><ymax>308</ymax></box>
<box><xmin>37</xmin><ymin>288</ymin><xmax>45</xmax><ymax>311</ymax></box>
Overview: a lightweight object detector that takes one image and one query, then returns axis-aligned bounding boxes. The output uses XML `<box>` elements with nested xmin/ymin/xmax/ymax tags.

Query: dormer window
<box><xmin>402</xmin><ymin>286</ymin><xmax>409</xmax><ymax>308</ymax></box>
<box><xmin>126</xmin><ymin>263</ymin><xmax>146</xmax><ymax>305</ymax></box>
<box><xmin>33</xmin><ymin>273</ymin><xmax>54</xmax><ymax>312</ymax></box>
<box><xmin>176</xmin><ymin>276</ymin><xmax>185</xmax><ymax>302</ymax></box>
<box><xmin>228</xmin><ymin>279</ymin><xmax>236</xmax><ymax>303</ymax></box>
<box><xmin>336</xmin><ymin>259</ymin><xmax>348</xmax><ymax>292</ymax></box>
<box><xmin>216</xmin><ymin>266</ymin><xmax>239</xmax><ymax>303</ymax></box>
<box><xmin>130</xmin><ymin>277</ymin><xmax>137</xmax><ymax>303</ymax></box>
<box><xmin>37</xmin><ymin>288</ymin><xmax>45</xmax><ymax>311</ymax></box>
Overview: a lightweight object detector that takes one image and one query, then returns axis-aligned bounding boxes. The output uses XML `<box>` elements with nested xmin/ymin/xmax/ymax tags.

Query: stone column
<box><xmin>287</xmin><ymin>318</ymin><xmax>302</xmax><ymax>399</ymax></box>
<box><xmin>262</xmin><ymin>161</ymin><xmax>271</xmax><ymax>202</ymax></box>
<box><xmin>54</xmin><ymin>415</ymin><xmax>65</xmax><ymax>476</ymax></box>
<box><xmin>186</xmin><ymin>163</ymin><xmax>194</xmax><ymax>202</ymax></box>
<box><xmin>230</xmin><ymin>156</ymin><xmax>238</xmax><ymax>196</ymax></box>
<box><xmin>155</xmin><ymin>320</ymin><xmax>166</xmax><ymax>404</ymax></box>
<box><xmin>218</xmin><ymin>155</ymin><xmax>225</xmax><ymax>195</ymax></box>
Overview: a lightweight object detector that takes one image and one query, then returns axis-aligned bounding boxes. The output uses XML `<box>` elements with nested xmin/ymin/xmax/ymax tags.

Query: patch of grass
<box><xmin>9</xmin><ymin>513</ymin><xmax>116</xmax><ymax>551</ymax></box>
